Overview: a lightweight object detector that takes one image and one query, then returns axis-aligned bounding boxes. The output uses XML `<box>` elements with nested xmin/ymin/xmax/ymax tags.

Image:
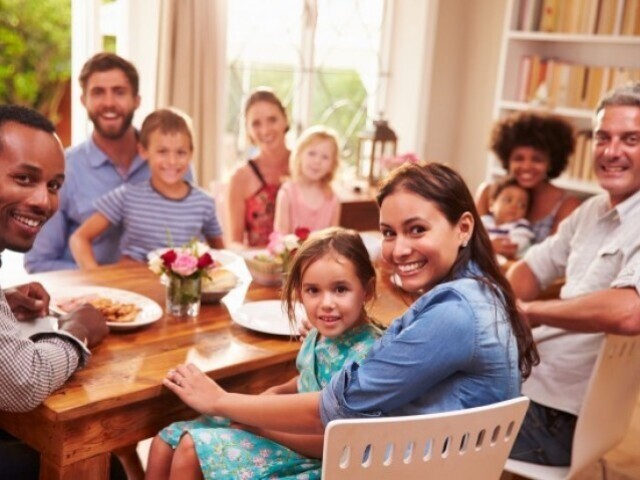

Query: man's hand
<box><xmin>517</xmin><ymin>299</ymin><xmax>540</xmax><ymax>329</ymax></box>
<box><xmin>59</xmin><ymin>304</ymin><xmax>109</xmax><ymax>348</ymax></box>
<box><xmin>5</xmin><ymin>282</ymin><xmax>49</xmax><ymax>321</ymax></box>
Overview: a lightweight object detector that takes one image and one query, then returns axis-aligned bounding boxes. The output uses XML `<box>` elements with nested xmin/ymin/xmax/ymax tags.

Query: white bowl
<box><xmin>201</xmin><ymin>277</ymin><xmax>239</xmax><ymax>303</ymax></box>
<box><xmin>241</xmin><ymin>249</ymin><xmax>284</xmax><ymax>286</ymax></box>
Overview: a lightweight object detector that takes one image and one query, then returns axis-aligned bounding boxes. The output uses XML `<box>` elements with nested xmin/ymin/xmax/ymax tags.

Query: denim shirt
<box><xmin>319</xmin><ymin>263</ymin><xmax>520</xmax><ymax>426</ymax></box>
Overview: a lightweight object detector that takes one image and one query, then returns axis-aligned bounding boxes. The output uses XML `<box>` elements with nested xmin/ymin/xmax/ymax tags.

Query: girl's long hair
<box><xmin>282</xmin><ymin>227</ymin><xmax>376</xmax><ymax>330</ymax></box>
<box><xmin>377</xmin><ymin>163</ymin><xmax>539</xmax><ymax>379</ymax></box>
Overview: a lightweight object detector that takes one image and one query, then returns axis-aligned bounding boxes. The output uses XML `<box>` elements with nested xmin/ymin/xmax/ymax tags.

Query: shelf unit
<box><xmin>488</xmin><ymin>0</ymin><xmax>640</xmax><ymax>197</ymax></box>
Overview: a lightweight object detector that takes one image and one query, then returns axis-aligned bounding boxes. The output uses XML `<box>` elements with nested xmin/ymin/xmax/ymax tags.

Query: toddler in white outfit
<box><xmin>481</xmin><ymin>177</ymin><xmax>534</xmax><ymax>258</ymax></box>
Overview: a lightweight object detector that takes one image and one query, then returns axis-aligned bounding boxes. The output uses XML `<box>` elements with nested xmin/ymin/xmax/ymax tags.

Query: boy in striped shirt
<box><xmin>70</xmin><ymin>108</ymin><xmax>224</xmax><ymax>268</ymax></box>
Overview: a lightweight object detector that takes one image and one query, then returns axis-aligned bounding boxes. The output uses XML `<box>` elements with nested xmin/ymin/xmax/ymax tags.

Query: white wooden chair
<box><xmin>321</xmin><ymin>396</ymin><xmax>530</xmax><ymax>480</ymax></box>
<box><xmin>505</xmin><ymin>334</ymin><xmax>640</xmax><ymax>480</ymax></box>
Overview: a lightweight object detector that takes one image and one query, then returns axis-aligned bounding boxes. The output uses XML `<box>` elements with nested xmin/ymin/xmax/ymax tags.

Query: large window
<box><xmin>71</xmin><ymin>0</ymin><xmax>434</xmax><ymax>179</ymax></box>
<box><xmin>226</xmin><ymin>0</ymin><xmax>389</xmax><ymax>167</ymax></box>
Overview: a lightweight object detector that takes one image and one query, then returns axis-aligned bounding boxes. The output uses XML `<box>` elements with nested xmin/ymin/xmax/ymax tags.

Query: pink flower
<box><xmin>382</xmin><ymin>152</ymin><xmax>421</xmax><ymax>170</ymax></box>
<box><xmin>170</xmin><ymin>252</ymin><xmax>198</xmax><ymax>277</ymax></box>
<box><xmin>267</xmin><ymin>231</ymin><xmax>286</xmax><ymax>256</ymax></box>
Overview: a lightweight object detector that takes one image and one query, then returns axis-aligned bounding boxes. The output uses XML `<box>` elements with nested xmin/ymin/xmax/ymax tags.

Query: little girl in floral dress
<box><xmin>146</xmin><ymin>228</ymin><xmax>382</xmax><ymax>479</ymax></box>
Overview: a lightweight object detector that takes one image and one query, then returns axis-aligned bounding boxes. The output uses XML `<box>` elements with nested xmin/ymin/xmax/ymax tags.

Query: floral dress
<box><xmin>245</xmin><ymin>159</ymin><xmax>280</xmax><ymax>247</ymax></box>
<box><xmin>159</xmin><ymin>323</ymin><xmax>379</xmax><ymax>479</ymax></box>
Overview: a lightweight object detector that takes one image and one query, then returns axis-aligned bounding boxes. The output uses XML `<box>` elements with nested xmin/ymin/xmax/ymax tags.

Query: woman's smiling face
<box><xmin>379</xmin><ymin>189</ymin><xmax>473</xmax><ymax>293</ymax></box>
<box><xmin>507</xmin><ymin>146</ymin><xmax>550</xmax><ymax>189</ymax></box>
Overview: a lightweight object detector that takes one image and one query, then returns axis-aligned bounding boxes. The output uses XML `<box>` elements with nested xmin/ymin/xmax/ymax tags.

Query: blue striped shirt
<box><xmin>95</xmin><ymin>180</ymin><xmax>222</xmax><ymax>261</ymax></box>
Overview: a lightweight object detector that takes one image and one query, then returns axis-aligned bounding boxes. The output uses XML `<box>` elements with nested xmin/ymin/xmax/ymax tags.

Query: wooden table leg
<box><xmin>40</xmin><ymin>452</ymin><xmax>110</xmax><ymax>480</ymax></box>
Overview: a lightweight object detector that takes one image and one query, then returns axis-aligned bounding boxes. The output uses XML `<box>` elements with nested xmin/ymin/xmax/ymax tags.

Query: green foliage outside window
<box><xmin>312</xmin><ymin>69</ymin><xmax>367</xmax><ymax>162</ymax></box>
<box><xmin>0</xmin><ymin>0</ymin><xmax>71</xmax><ymax>122</ymax></box>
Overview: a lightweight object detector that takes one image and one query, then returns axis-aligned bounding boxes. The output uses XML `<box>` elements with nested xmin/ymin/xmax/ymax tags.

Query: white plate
<box><xmin>54</xmin><ymin>286</ymin><xmax>163</xmax><ymax>331</ymax></box>
<box><xmin>230</xmin><ymin>300</ymin><xmax>304</xmax><ymax>336</ymax></box>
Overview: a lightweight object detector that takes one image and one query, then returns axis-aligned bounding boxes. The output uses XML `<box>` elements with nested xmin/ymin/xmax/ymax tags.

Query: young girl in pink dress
<box><xmin>274</xmin><ymin>126</ymin><xmax>341</xmax><ymax>234</ymax></box>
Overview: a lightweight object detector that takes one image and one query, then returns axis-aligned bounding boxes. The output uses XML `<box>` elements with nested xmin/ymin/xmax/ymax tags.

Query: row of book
<box><xmin>516</xmin><ymin>55</ymin><xmax>640</xmax><ymax>109</ymax></box>
<box><xmin>517</xmin><ymin>0</ymin><xmax>640</xmax><ymax>35</ymax></box>
<box><xmin>563</xmin><ymin>131</ymin><xmax>597</xmax><ymax>183</ymax></box>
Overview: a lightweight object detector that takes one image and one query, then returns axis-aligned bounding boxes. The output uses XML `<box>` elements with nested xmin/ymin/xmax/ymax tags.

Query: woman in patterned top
<box><xmin>146</xmin><ymin>228</ymin><xmax>382</xmax><ymax>480</ymax></box>
<box><xmin>475</xmin><ymin>112</ymin><xmax>582</xmax><ymax>257</ymax></box>
<box><xmin>227</xmin><ymin>88</ymin><xmax>291</xmax><ymax>247</ymax></box>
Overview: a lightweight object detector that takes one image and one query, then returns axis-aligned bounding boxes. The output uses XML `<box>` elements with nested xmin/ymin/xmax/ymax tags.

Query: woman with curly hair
<box><xmin>475</xmin><ymin>112</ymin><xmax>582</xmax><ymax>258</ymax></box>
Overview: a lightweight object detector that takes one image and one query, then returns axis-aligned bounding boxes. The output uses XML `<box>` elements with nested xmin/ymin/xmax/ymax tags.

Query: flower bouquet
<box><xmin>244</xmin><ymin>227</ymin><xmax>310</xmax><ymax>286</ymax></box>
<box><xmin>381</xmin><ymin>152</ymin><xmax>421</xmax><ymax>176</ymax></box>
<box><xmin>148</xmin><ymin>241</ymin><xmax>218</xmax><ymax>317</ymax></box>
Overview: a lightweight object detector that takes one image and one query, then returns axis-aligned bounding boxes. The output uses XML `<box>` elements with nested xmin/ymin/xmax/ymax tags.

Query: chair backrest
<box><xmin>321</xmin><ymin>396</ymin><xmax>530</xmax><ymax>480</ymax></box>
<box><xmin>568</xmin><ymin>334</ymin><xmax>640</xmax><ymax>478</ymax></box>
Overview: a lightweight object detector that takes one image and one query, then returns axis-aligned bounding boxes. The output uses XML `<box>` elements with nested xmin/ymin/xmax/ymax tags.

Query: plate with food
<box><xmin>53</xmin><ymin>287</ymin><xmax>163</xmax><ymax>331</ymax></box>
<box><xmin>229</xmin><ymin>300</ymin><xmax>305</xmax><ymax>336</ymax></box>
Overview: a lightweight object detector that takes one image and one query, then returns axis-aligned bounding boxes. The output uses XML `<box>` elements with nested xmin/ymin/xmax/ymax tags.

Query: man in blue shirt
<box><xmin>25</xmin><ymin>53</ymin><xmax>150</xmax><ymax>272</ymax></box>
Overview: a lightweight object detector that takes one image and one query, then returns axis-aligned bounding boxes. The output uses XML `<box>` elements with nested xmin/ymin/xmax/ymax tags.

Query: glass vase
<box><xmin>166</xmin><ymin>275</ymin><xmax>201</xmax><ymax>318</ymax></box>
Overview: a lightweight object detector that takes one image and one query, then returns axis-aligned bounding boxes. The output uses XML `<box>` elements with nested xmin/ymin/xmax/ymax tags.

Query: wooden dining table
<box><xmin>0</xmin><ymin>258</ymin><xmax>408</xmax><ymax>479</ymax></box>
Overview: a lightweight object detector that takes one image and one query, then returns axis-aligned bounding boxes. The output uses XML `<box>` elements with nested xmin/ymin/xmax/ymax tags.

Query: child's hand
<box><xmin>297</xmin><ymin>319</ymin><xmax>313</xmax><ymax>341</ymax></box>
<box><xmin>163</xmin><ymin>363</ymin><xmax>226</xmax><ymax>415</ymax></box>
<box><xmin>491</xmin><ymin>237</ymin><xmax>518</xmax><ymax>259</ymax></box>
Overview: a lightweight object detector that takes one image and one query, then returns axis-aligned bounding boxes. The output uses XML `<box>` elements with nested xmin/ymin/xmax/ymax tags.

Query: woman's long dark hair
<box><xmin>377</xmin><ymin>163</ymin><xmax>539</xmax><ymax>379</ymax></box>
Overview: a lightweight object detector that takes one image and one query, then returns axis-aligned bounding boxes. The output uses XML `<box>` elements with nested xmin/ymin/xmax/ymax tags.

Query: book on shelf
<box><xmin>528</xmin><ymin>55</ymin><xmax>543</xmax><ymax>100</ymax></box>
<box><xmin>621</xmin><ymin>0</ymin><xmax>640</xmax><ymax>35</ymax></box>
<box><xmin>559</xmin><ymin>0</ymin><xmax>580</xmax><ymax>33</ymax></box>
<box><xmin>514</xmin><ymin>56</ymin><xmax>640</xmax><ymax>110</ymax></box>
<box><xmin>579</xmin><ymin>131</ymin><xmax>595</xmax><ymax>183</ymax></box>
<box><xmin>518</xmin><ymin>0</ymin><xmax>543</xmax><ymax>30</ymax></box>
<box><xmin>538</xmin><ymin>0</ymin><xmax>560</xmax><ymax>32</ymax></box>
<box><xmin>562</xmin><ymin>130</ymin><xmax>594</xmax><ymax>183</ymax></box>
<box><xmin>580</xmin><ymin>0</ymin><xmax>601</xmax><ymax>34</ymax></box>
<box><xmin>567</xmin><ymin>64</ymin><xmax>587</xmax><ymax>108</ymax></box>
<box><xmin>516</xmin><ymin>55</ymin><xmax>533</xmax><ymax>102</ymax></box>
<box><xmin>515</xmin><ymin>0</ymin><xmax>640</xmax><ymax>35</ymax></box>
<box><xmin>595</xmin><ymin>0</ymin><xmax>618</xmax><ymax>34</ymax></box>
<box><xmin>584</xmin><ymin>66</ymin><xmax>605</xmax><ymax>109</ymax></box>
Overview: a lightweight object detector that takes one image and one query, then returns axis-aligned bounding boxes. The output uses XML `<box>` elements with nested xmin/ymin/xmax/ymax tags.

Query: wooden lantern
<box><xmin>356</xmin><ymin>117</ymin><xmax>398</xmax><ymax>185</ymax></box>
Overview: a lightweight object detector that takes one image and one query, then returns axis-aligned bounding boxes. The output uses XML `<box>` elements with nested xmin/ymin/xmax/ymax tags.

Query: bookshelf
<box><xmin>488</xmin><ymin>0</ymin><xmax>640</xmax><ymax>197</ymax></box>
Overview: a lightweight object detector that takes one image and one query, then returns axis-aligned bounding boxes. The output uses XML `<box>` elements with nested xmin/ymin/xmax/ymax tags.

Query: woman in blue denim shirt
<box><xmin>161</xmin><ymin>163</ymin><xmax>539</xmax><ymax>475</ymax></box>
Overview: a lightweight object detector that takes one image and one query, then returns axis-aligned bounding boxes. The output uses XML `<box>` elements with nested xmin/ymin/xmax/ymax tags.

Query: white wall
<box><xmin>71</xmin><ymin>0</ymin><xmax>161</xmax><ymax>144</ymax></box>
<box><xmin>426</xmin><ymin>0</ymin><xmax>507</xmax><ymax>192</ymax></box>
<box><xmin>385</xmin><ymin>0</ymin><xmax>439</xmax><ymax>157</ymax></box>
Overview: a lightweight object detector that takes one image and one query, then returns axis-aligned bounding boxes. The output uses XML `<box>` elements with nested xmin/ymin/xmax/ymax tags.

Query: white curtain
<box><xmin>156</xmin><ymin>0</ymin><xmax>227</xmax><ymax>187</ymax></box>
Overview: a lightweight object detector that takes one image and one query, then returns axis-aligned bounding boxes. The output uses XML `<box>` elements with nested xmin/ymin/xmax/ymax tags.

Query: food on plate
<box><xmin>56</xmin><ymin>295</ymin><xmax>140</xmax><ymax>323</ymax></box>
<box><xmin>89</xmin><ymin>297</ymin><xmax>141</xmax><ymax>323</ymax></box>
<box><xmin>55</xmin><ymin>294</ymin><xmax>99</xmax><ymax>313</ymax></box>
<box><xmin>203</xmin><ymin>267</ymin><xmax>238</xmax><ymax>291</ymax></box>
